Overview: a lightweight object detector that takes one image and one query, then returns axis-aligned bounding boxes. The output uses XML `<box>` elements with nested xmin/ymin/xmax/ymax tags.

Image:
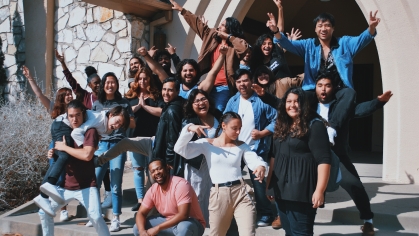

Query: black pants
<box><xmin>41</xmin><ymin>120</ymin><xmax>73</xmax><ymax>189</ymax></box>
<box><xmin>305</xmin><ymin>87</ymin><xmax>357</xmax><ymax>131</ymax></box>
<box><xmin>277</xmin><ymin>200</ymin><xmax>317</xmax><ymax>236</ymax></box>
<box><xmin>336</xmin><ymin>151</ymin><xmax>374</xmax><ymax>220</ymax></box>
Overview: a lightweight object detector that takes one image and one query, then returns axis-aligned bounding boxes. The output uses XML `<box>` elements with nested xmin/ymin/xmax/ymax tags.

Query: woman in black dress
<box><xmin>266</xmin><ymin>87</ymin><xmax>331</xmax><ymax>235</ymax></box>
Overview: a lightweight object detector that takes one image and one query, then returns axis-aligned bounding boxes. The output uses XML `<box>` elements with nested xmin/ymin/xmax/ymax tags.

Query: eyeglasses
<box><xmin>193</xmin><ymin>97</ymin><xmax>208</xmax><ymax>104</ymax></box>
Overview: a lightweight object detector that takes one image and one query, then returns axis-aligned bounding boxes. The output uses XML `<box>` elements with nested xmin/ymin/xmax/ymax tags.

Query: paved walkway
<box><xmin>1</xmin><ymin>151</ymin><xmax>418</xmax><ymax>235</ymax></box>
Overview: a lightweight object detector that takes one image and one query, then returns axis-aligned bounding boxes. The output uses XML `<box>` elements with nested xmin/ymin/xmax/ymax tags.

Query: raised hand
<box><xmin>169</xmin><ymin>0</ymin><xmax>182</xmax><ymax>11</ymax></box>
<box><xmin>22</xmin><ymin>65</ymin><xmax>32</xmax><ymax>79</ymax></box>
<box><xmin>273</xmin><ymin>0</ymin><xmax>282</xmax><ymax>8</ymax></box>
<box><xmin>266</xmin><ymin>13</ymin><xmax>278</xmax><ymax>32</ymax></box>
<box><xmin>252</xmin><ymin>83</ymin><xmax>266</xmax><ymax>97</ymax></box>
<box><xmin>148</xmin><ymin>46</ymin><xmax>158</xmax><ymax>58</ymax></box>
<box><xmin>137</xmin><ymin>47</ymin><xmax>149</xmax><ymax>57</ymax></box>
<box><xmin>55</xmin><ymin>49</ymin><xmax>65</xmax><ymax>63</ymax></box>
<box><xmin>219</xmin><ymin>44</ymin><xmax>228</xmax><ymax>55</ymax></box>
<box><xmin>187</xmin><ymin>125</ymin><xmax>209</xmax><ymax>137</ymax></box>
<box><xmin>165</xmin><ymin>43</ymin><xmax>176</xmax><ymax>55</ymax></box>
<box><xmin>377</xmin><ymin>90</ymin><xmax>393</xmax><ymax>103</ymax></box>
<box><xmin>286</xmin><ymin>27</ymin><xmax>302</xmax><ymax>41</ymax></box>
<box><xmin>368</xmin><ymin>10</ymin><xmax>380</xmax><ymax>35</ymax></box>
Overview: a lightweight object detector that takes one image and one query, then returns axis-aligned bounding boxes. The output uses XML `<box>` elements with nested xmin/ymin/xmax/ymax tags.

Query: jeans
<box><xmin>129</xmin><ymin>151</ymin><xmax>148</xmax><ymax>199</ymax></box>
<box><xmin>42</xmin><ymin>121</ymin><xmax>73</xmax><ymax>189</ymax></box>
<box><xmin>95</xmin><ymin>140</ymin><xmax>126</xmax><ymax>215</ymax></box>
<box><xmin>46</xmin><ymin>141</ymin><xmax>65</xmax><ymax>186</ymax></box>
<box><xmin>38</xmin><ymin>187</ymin><xmax>110</xmax><ymax>236</ymax></box>
<box><xmin>248</xmin><ymin>153</ymin><xmax>273</xmax><ymax>217</ymax></box>
<box><xmin>210</xmin><ymin>85</ymin><xmax>230</xmax><ymax>112</ymax></box>
<box><xmin>277</xmin><ymin>200</ymin><xmax>317</xmax><ymax>236</ymax></box>
<box><xmin>133</xmin><ymin>216</ymin><xmax>205</xmax><ymax>236</ymax></box>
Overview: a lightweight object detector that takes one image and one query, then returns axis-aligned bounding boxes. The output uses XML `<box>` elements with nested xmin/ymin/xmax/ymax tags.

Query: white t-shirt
<box><xmin>317</xmin><ymin>103</ymin><xmax>330</xmax><ymax>121</ymax></box>
<box><xmin>238</xmin><ymin>96</ymin><xmax>255</xmax><ymax>149</ymax></box>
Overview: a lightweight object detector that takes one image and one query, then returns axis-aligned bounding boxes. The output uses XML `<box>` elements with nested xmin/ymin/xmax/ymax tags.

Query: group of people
<box><xmin>24</xmin><ymin>0</ymin><xmax>393</xmax><ymax>235</ymax></box>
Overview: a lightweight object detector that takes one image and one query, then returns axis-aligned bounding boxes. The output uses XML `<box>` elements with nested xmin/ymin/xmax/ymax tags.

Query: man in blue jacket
<box><xmin>224</xmin><ymin>69</ymin><xmax>277</xmax><ymax>227</ymax></box>
<box><xmin>267</xmin><ymin>9</ymin><xmax>380</xmax><ymax>146</ymax></box>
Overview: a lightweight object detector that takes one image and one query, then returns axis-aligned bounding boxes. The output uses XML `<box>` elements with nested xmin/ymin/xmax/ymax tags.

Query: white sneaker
<box><xmin>40</xmin><ymin>183</ymin><xmax>65</xmax><ymax>205</ymax></box>
<box><xmin>109</xmin><ymin>218</ymin><xmax>120</xmax><ymax>232</ymax></box>
<box><xmin>101</xmin><ymin>191</ymin><xmax>112</xmax><ymax>208</ymax></box>
<box><xmin>59</xmin><ymin>210</ymin><xmax>69</xmax><ymax>221</ymax></box>
<box><xmin>33</xmin><ymin>195</ymin><xmax>55</xmax><ymax>217</ymax></box>
<box><xmin>85</xmin><ymin>220</ymin><xmax>93</xmax><ymax>227</ymax></box>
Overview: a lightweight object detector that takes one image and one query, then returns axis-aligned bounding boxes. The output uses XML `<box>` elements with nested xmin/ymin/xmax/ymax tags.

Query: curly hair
<box><xmin>250</xmin><ymin>34</ymin><xmax>282</xmax><ymax>71</ymax></box>
<box><xmin>51</xmin><ymin>87</ymin><xmax>72</xmax><ymax>119</ymax></box>
<box><xmin>175</xmin><ymin>59</ymin><xmax>200</xmax><ymax>83</ymax></box>
<box><xmin>183</xmin><ymin>89</ymin><xmax>216</xmax><ymax>119</ymax></box>
<box><xmin>124</xmin><ymin>67</ymin><xmax>160</xmax><ymax>101</ymax></box>
<box><xmin>273</xmin><ymin>87</ymin><xmax>313</xmax><ymax>141</ymax></box>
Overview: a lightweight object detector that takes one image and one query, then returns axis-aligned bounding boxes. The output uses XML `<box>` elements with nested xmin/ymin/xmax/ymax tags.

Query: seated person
<box><xmin>133</xmin><ymin>158</ymin><xmax>205</xmax><ymax>236</ymax></box>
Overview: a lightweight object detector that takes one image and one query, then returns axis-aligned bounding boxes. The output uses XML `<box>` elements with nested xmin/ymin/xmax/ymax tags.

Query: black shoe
<box><xmin>131</xmin><ymin>202</ymin><xmax>141</xmax><ymax>211</ymax></box>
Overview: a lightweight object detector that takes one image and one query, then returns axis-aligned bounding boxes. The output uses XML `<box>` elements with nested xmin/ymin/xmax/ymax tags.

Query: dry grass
<box><xmin>0</xmin><ymin>96</ymin><xmax>51</xmax><ymax>210</ymax></box>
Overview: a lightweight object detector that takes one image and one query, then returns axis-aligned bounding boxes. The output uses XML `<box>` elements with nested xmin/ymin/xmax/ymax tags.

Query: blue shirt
<box><xmin>224</xmin><ymin>92</ymin><xmax>277</xmax><ymax>156</ymax></box>
<box><xmin>274</xmin><ymin>29</ymin><xmax>376</xmax><ymax>90</ymax></box>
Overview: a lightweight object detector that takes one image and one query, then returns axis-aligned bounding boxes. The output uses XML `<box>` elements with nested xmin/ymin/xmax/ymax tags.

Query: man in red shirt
<box><xmin>133</xmin><ymin>158</ymin><xmax>205</xmax><ymax>236</ymax></box>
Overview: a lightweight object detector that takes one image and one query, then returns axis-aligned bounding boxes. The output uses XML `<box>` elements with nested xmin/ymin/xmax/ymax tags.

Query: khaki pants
<box><xmin>275</xmin><ymin>73</ymin><xmax>304</xmax><ymax>99</ymax></box>
<box><xmin>209</xmin><ymin>180</ymin><xmax>256</xmax><ymax>236</ymax></box>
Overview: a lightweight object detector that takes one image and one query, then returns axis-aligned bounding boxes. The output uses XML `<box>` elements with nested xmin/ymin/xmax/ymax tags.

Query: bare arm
<box><xmin>54</xmin><ymin>138</ymin><xmax>96</xmax><ymax>162</ymax></box>
<box><xmin>22</xmin><ymin>65</ymin><xmax>51</xmax><ymax>110</ymax></box>
<box><xmin>274</xmin><ymin>0</ymin><xmax>284</xmax><ymax>32</ymax></box>
<box><xmin>312</xmin><ymin>163</ymin><xmax>330</xmax><ymax>208</ymax></box>
<box><xmin>142</xmin><ymin>106</ymin><xmax>162</xmax><ymax>117</ymax></box>
<box><xmin>138</xmin><ymin>47</ymin><xmax>169</xmax><ymax>83</ymax></box>
<box><xmin>267</xmin><ymin>13</ymin><xmax>281</xmax><ymax>40</ymax></box>
<box><xmin>146</xmin><ymin>203</ymin><xmax>191</xmax><ymax>235</ymax></box>
<box><xmin>136</xmin><ymin>205</ymin><xmax>152</xmax><ymax>236</ymax></box>
<box><xmin>129</xmin><ymin>117</ymin><xmax>136</xmax><ymax>129</ymax></box>
<box><xmin>368</xmin><ymin>10</ymin><xmax>380</xmax><ymax>35</ymax></box>
<box><xmin>198</xmin><ymin>45</ymin><xmax>228</xmax><ymax>93</ymax></box>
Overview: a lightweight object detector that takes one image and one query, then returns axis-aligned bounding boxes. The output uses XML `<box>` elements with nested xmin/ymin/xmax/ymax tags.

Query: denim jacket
<box><xmin>274</xmin><ymin>28</ymin><xmax>376</xmax><ymax>90</ymax></box>
<box><xmin>224</xmin><ymin>92</ymin><xmax>277</xmax><ymax>156</ymax></box>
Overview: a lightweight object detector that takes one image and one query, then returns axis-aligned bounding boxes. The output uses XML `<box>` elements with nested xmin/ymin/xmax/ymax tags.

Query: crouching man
<box><xmin>133</xmin><ymin>158</ymin><xmax>205</xmax><ymax>236</ymax></box>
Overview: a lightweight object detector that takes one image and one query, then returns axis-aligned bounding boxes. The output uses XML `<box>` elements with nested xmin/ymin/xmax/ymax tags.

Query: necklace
<box><xmin>239</xmin><ymin>97</ymin><xmax>251</xmax><ymax>118</ymax></box>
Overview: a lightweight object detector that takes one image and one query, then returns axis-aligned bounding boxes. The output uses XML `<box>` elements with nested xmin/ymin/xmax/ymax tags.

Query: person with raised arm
<box><xmin>268</xmin><ymin>4</ymin><xmax>380</xmax><ymax>146</ymax></box>
<box><xmin>170</xmin><ymin>0</ymin><xmax>249</xmax><ymax>111</ymax></box>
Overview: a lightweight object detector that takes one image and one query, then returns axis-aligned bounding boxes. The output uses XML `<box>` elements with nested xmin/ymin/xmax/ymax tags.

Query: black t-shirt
<box><xmin>265</xmin><ymin>44</ymin><xmax>292</xmax><ymax>79</ymax></box>
<box><xmin>127</xmin><ymin>96</ymin><xmax>165</xmax><ymax>137</ymax></box>
<box><xmin>63</xmin><ymin>128</ymin><xmax>99</xmax><ymax>190</ymax></box>
<box><xmin>92</xmin><ymin>98</ymin><xmax>134</xmax><ymax>141</ymax></box>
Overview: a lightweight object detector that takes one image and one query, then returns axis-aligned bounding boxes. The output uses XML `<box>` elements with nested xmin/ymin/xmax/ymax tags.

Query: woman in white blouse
<box><xmin>174</xmin><ymin>111</ymin><xmax>268</xmax><ymax>236</ymax></box>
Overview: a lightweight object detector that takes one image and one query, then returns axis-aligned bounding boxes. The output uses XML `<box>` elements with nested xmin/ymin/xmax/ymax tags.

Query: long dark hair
<box><xmin>183</xmin><ymin>89</ymin><xmax>216</xmax><ymax>119</ymax></box>
<box><xmin>175</xmin><ymin>59</ymin><xmax>201</xmax><ymax>83</ymax></box>
<box><xmin>216</xmin><ymin>17</ymin><xmax>245</xmax><ymax>43</ymax></box>
<box><xmin>107</xmin><ymin>105</ymin><xmax>130</xmax><ymax>130</ymax></box>
<box><xmin>51</xmin><ymin>87</ymin><xmax>72</xmax><ymax>119</ymax></box>
<box><xmin>274</xmin><ymin>87</ymin><xmax>314</xmax><ymax>141</ymax></box>
<box><xmin>214</xmin><ymin>112</ymin><xmax>241</xmax><ymax>138</ymax></box>
<box><xmin>98</xmin><ymin>72</ymin><xmax>123</xmax><ymax>103</ymax></box>
<box><xmin>125</xmin><ymin>67</ymin><xmax>160</xmax><ymax>100</ymax></box>
<box><xmin>250</xmin><ymin>34</ymin><xmax>281</xmax><ymax>71</ymax></box>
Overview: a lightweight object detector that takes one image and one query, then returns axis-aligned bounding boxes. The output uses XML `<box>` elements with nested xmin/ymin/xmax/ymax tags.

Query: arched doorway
<box><xmin>241</xmin><ymin>0</ymin><xmax>384</xmax><ymax>156</ymax></box>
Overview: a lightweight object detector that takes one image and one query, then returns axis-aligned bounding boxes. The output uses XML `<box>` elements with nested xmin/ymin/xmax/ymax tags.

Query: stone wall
<box><xmin>54</xmin><ymin>0</ymin><xmax>149</xmax><ymax>95</ymax></box>
<box><xmin>0</xmin><ymin>0</ymin><xmax>25</xmax><ymax>103</ymax></box>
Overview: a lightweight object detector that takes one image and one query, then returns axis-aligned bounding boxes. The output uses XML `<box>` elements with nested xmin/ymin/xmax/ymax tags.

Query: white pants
<box><xmin>38</xmin><ymin>187</ymin><xmax>110</xmax><ymax>236</ymax></box>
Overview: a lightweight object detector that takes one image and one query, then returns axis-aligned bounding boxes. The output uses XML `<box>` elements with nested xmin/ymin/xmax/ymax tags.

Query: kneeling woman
<box><xmin>266</xmin><ymin>88</ymin><xmax>331</xmax><ymax>235</ymax></box>
<box><xmin>175</xmin><ymin>112</ymin><xmax>268</xmax><ymax>236</ymax></box>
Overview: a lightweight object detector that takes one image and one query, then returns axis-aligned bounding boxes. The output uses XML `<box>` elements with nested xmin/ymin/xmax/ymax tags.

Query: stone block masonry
<box><xmin>54</xmin><ymin>0</ymin><xmax>149</xmax><ymax>95</ymax></box>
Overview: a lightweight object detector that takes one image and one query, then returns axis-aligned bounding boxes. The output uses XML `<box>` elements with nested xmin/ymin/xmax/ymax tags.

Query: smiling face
<box><xmin>315</xmin><ymin>20</ymin><xmax>334</xmax><ymax>41</ymax></box>
<box><xmin>158</xmin><ymin>54</ymin><xmax>171</xmax><ymax>71</ymax></box>
<box><xmin>192</xmin><ymin>93</ymin><xmax>209</xmax><ymax>117</ymax></box>
<box><xmin>235</xmin><ymin>73</ymin><xmax>253</xmax><ymax>99</ymax></box>
<box><xmin>257</xmin><ymin>72</ymin><xmax>270</xmax><ymax>86</ymax></box>
<box><xmin>88</xmin><ymin>76</ymin><xmax>101</xmax><ymax>94</ymax></box>
<box><xmin>107</xmin><ymin>114</ymin><xmax>124</xmax><ymax>131</ymax></box>
<box><xmin>64</xmin><ymin>90</ymin><xmax>73</xmax><ymax>104</ymax></box>
<box><xmin>149</xmin><ymin>160</ymin><xmax>169</xmax><ymax>185</ymax></box>
<box><xmin>222</xmin><ymin>118</ymin><xmax>241</xmax><ymax>141</ymax></box>
<box><xmin>104</xmin><ymin>76</ymin><xmax>118</xmax><ymax>96</ymax></box>
<box><xmin>137</xmin><ymin>72</ymin><xmax>150</xmax><ymax>90</ymax></box>
<box><xmin>285</xmin><ymin>93</ymin><xmax>300</xmax><ymax>121</ymax></box>
<box><xmin>181</xmin><ymin>64</ymin><xmax>197</xmax><ymax>87</ymax></box>
<box><xmin>67</xmin><ymin>107</ymin><xmax>84</xmax><ymax>129</ymax></box>
<box><xmin>261</xmin><ymin>38</ymin><xmax>273</xmax><ymax>56</ymax></box>
<box><xmin>162</xmin><ymin>81</ymin><xmax>179</xmax><ymax>103</ymax></box>
<box><xmin>316</xmin><ymin>78</ymin><xmax>334</xmax><ymax>103</ymax></box>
